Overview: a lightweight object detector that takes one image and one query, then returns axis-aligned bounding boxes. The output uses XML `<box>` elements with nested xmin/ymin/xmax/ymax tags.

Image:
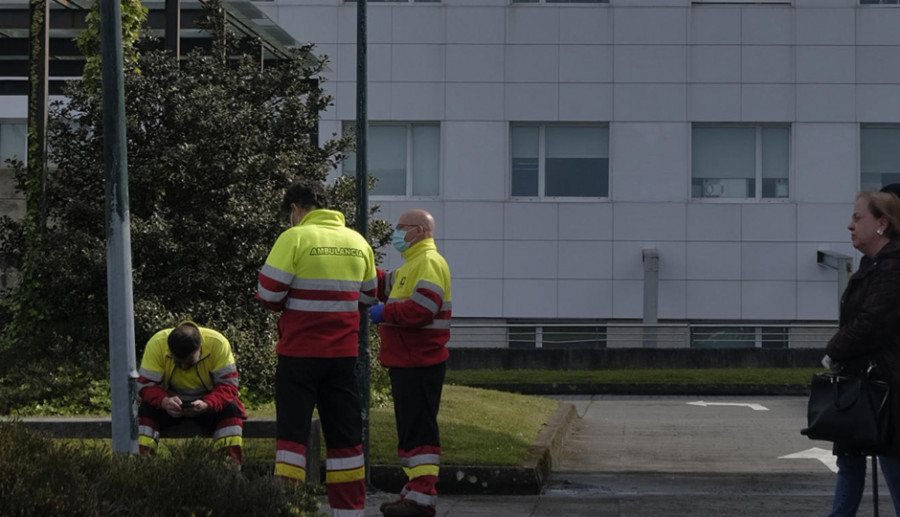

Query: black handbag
<box><xmin>801</xmin><ymin>372</ymin><xmax>891</xmax><ymax>451</ymax></box>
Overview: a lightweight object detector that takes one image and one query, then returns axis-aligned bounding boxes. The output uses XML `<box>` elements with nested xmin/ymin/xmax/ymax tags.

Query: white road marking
<box><xmin>687</xmin><ymin>400</ymin><xmax>769</xmax><ymax>411</ymax></box>
<box><xmin>779</xmin><ymin>447</ymin><xmax>838</xmax><ymax>473</ymax></box>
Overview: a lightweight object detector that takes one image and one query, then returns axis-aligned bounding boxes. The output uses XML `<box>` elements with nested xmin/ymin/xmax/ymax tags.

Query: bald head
<box><xmin>397</xmin><ymin>209</ymin><xmax>435</xmax><ymax>246</ymax></box>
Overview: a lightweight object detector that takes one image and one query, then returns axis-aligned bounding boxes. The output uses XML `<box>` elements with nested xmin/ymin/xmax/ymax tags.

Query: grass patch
<box><xmin>242</xmin><ymin>384</ymin><xmax>558</xmax><ymax>466</ymax></box>
<box><xmin>445</xmin><ymin>367</ymin><xmax>820</xmax><ymax>386</ymax></box>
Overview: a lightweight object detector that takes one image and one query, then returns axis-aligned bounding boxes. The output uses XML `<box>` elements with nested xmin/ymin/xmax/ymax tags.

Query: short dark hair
<box><xmin>281</xmin><ymin>178</ymin><xmax>329</xmax><ymax>215</ymax></box>
<box><xmin>881</xmin><ymin>183</ymin><xmax>900</xmax><ymax>199</ymax></box>
<box><xmin>168</xmin><ymin>323</ymin><xmax>201</xmax><ymax>359</ymax></box>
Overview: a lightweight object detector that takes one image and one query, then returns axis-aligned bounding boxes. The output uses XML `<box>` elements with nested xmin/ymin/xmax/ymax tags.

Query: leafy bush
<box><xmin>0</xmin><ymin>422</ymin><xmax>324</xmax><ymax>516</ymax></box>
<box><xmin>0</xmin><ymin>0</ymin><xmax>392</xmax><ymax>412</ymax></box>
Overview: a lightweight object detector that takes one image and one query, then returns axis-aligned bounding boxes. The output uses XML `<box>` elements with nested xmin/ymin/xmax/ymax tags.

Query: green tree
<box><xmin>0</xmin><ymin>0</ymin><xmax>391</xmax><ymax>412</ymax></box>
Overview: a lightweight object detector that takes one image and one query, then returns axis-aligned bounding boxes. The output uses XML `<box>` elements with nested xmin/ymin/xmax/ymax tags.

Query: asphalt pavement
<box><xmin>337</xmin><ymin>395</ymin><xmax>896</xmax><ymax>517</ymax></box>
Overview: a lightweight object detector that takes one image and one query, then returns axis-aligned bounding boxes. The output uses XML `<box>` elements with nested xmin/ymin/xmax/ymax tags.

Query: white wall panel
<box><xmin>505</xmin><ymin>84</ymin><xmax>559</xmax><ymax>121</ymax></box>
<box><xmin>796</xmin><ymin>46</ymin><xmax>854</xmax><ymax>84</ymax></box>
<box><xmin>686</xmin><ymin>204</ymin><xmax>742</xmax><ymax>242</ymax></box>
<box><xmin>442</xmin><ymin>123</ymin><xmax>507</xmax><ymax>200</ymax></box>
<box><xmin>796</xmin><ymin>8</ymin><xmax>854</xmax><ymax>45</ymax></box>
<box><xmin>857</xmin><ymin>8</ymin><xmax>900</xmax><ymax>46</ymax></box>
<box><xmin>504</xmin><ymin>203</ymin><xmax>559</xmax><ymax>240</ymax></box>
<box><xmin>445</xmin><ymin>45</ymin><xmax>505</xmax><ymax>83</ymax></box>
<box><xmin>741</xmin><ymin>84</ymin><xmax>794</xmax><ymax>122</ymax></box>
<box><xmin>742</xmin><ymin>281</ymin><xmax>796</xmax><ymax>319</ymax></box>
<box><xmin>506</xmin><ymin>8</ymin><xmax>559</xmax><ymax>45</ymax></box>
<box><xmin>741</xmin><ymin>242</ymin><xmax>797</xmax><ymax>281</ymax></box>
<box><xmin>442</xmin><ymin>240</ymin><xmax>504</xmax><ymax>279</ymax></box>
<box><xmin>797</xmin><ymin>281</ymin><xmax>839</xmax><ymax>321</ymax></box>
<box><xmin>686</xmin><ymin>242</ymin><xmax>741</xmax><ymax>281</ymax></box>
<box><xmin>505</xmin><ymin>45</ymin><xmax>559</xmax><ymax>83</ymax></box>
<box><xmin>689</xmin><ymin>84</ymin><xmax>742</xmax><ymax>122</ymax></box>
<box><xmin>690</xmin><ymin>7</ymin><xmax>741</xmax><ymax>45</ymax></box>
<box><xmin>741</xmin><ymin>46</ymin><xmax>793</xmax><ymax>83</ymax></box>
<box><xmin>741</xmin><ymin>7</ymin><xmax>793</xmax><ymax>45</ymax></box>
<box><xmin>686</xmin><ymin>281</ymin><xmax>741</xmax><ymax>319</ymax></box>
<box><xmin>443</xmin><ymin>201</ymin><xmax>505</xmax><ymax>240</ymax></box>
<box><xmin>505</xmin><ymin>280</ymin><xmax>557</xmax><ymax>318</ymax></box>
<box><xmin>558</xmin><ymin>203</ymin><xmax>614</xmax><ymax>241</ymax></box>
<box><xmin>447</xmin><ymin>7</ymin><xmax>505</xmax><ymax>45</ymax></box>
<box><xmin>612</xmin><ymin>241</ymin><xmax>646</xmax><ymax>280</ymax></box>
<box><xmin>559</xmin><ymin>8</ymin><xmax>612</xmax><ymax>45</ymax></box>
<box><xmin>857</xmin><ymin>46</ymin><xmax>900</xmax><ymax>84</ymax></box>
<box><xmin>391</xmin><ymin>5</ymin><xmax>445</xmax><ymax>44</ymax></box>
<box><xmin>613</xmin><ymin>202</ymin><xmax>687</xmax><ymax>241</ymax></box>
<box><xmin>612</xmin><ymin>279</ymin><xmax>643</xmax><ymax>319</ymax></box>
<box><xmin>740</xmin><ymin>204</ymin><xmax>797</xmax><ymax>242</ymax></box>
<box><xmin>796</xmin><ymin>242</ymin><xmax>851</xmax><ymax>282</ymax></box>
<box><xmin>504</xmin><ymin>241</ymin><xmax>557</xmax><ymax>278</ymax></box>
<box><xmin>559</xmin><ymin>45</ymin><xmax>614</xmax><ymax>83</ymax></box>
<box><xmin>659</xmin><ymin>280</ymin><xmax>687</xmax><ymax>320</ymax></box>
<box><xmin>690</xmin><ymin>45</ymin><xmax>741</xmax><ymax>83</ymax></box>
<box><xmin>615</xmin><ymin>84</ymin><xmax>687</xmax><ymax>122</ymax></box>
<box><xmin>614</xmin><ymin>8</ymin><xmax>687</xmax><ymax>45</ymax></box>
<box><xmin>276</xmin><ymin>6</ymin><xmax>338</xmax><ymax>44</ymax></box>
<box><xmin>611</xmin><ymin>123</ymin><xmax>689</xmax><ymax>202</ymax></box>
<box><xmin>793</xmin><ymin>123</ymin><xmax>859</xmax><ymax>203</ymax></box>
<box><xmin>391</xmin><ymin>45</ymin><xmax>444</xmax><ymax>82</ymax></box>
<box><xmin>559</xmin><ymin>84</ymin><xmax>614</xmax><ymax>121</ymax></box>
<box><xmin>858</xmin><ymin>85</ymin><xmax>900</xmax><ymax>122</ymax></box>
<box><xmin>338</xmin><ymin>4</ymin><xmax>391</xmax><ymax>43</ymax></box>
<box><xmin>558</xmin><ymin>241</ymin><xmax>613</xmax><ymax>280</ymax></box>
<box><xmin>445</xmin><ymin>83</ymin><xmax>505</xmax><ymax>120</ymax></box>
<box><xmin>558</xmin><ymin>280</ymin><xmax>613</xmax><ymax>319</ymax></box>
<box><xmin>337</xmin><ymin>43</ymin><xmax>392</xmax><ymax>82</ymax></box>
<box><xmin>614</xmin><ymin>46</ymin><xmax>687</xmax><ymax>84</ymax></box>
<box><xmin>797</xmin><ymin>204</ymin><xmax>853</xmax><ymax>243</ymax></box>
<box><xmin>796</xmin><ymin>85</ymin><xmax>855</xmax><ymax>123</ymax></box>
<box><xmin>455</xmin><ymin>279</ymin><xmax>503</xmax><ymax>318</ymax></box>
<box><xmin>389</xmin><ymin>82</ymin><xmax>445</xmax><ymax>120</ymax></box>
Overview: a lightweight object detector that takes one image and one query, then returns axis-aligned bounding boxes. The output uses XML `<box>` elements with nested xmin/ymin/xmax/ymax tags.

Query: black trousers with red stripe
<box><xmin>390</xmin><ymin>361</ymin><xmax>446</xmax><ymax>455</ymax></box>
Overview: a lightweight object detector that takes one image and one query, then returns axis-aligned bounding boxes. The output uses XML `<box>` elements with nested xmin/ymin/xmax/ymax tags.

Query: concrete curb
<box><xmin>464</xmin><ymin>383</ymin><xmax>810</xmax><ymax>397</ymax></box>
<box><xmin>369</xmin><ymin>401</ymin><xmax>578</xmax><ymax>495</ymax></box>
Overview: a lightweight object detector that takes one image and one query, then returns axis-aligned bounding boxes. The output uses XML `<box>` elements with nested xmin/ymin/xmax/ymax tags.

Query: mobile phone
<box><xmin>181</xmin><ymin>402</ymin><xmax>192</xmax><ymax>409</ymax></box>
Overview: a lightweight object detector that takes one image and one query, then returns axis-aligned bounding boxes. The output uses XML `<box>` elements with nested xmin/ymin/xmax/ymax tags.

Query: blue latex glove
<box><xmin>369</xmin><ymin>304</ymin><xmax>385</xmax><ymax>324</ymax></box>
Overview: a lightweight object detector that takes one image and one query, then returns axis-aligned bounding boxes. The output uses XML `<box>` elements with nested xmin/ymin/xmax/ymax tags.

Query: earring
<box><xmin>877</xmin><ymin>228</ymin><xmax>884</xmax><ymax>235</ymax></box>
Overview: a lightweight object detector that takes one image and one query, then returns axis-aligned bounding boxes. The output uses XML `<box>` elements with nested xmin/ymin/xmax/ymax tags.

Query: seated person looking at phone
<box><xmin>136</xmin><ymin>321</ymin><xmax>247</xmax><ymax>465</ymax></box>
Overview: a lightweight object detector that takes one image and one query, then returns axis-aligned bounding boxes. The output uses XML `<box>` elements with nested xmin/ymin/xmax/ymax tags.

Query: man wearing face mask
<box><xmin>136</xmin><ymin>321</ymin><xmax>246</xmax><ymax>464</ymax></box>
<box><xmin>369</xmin><ymin>209</ymin><xmax>451</xmax><ymax>517</ymax></box>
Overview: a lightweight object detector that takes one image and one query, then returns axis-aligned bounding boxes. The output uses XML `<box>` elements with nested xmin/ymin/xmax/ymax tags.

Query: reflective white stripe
<box><xmin>212</xmin><ymin>425</ymin><xmax>242</xmax><ymax>440</ymax></box>
<box><xmin>261</xmin><ymin>263</ymin><xmax>294</xmax><ymax>285</ymax></box>
<box><xmin>400</xmin><ymin>489</ymin><xmax>437</xmax><ymax>508</ymax></box>
<box><xmin>358</xmin><ymin>293</ymin><xmax>377</xmax><ymax>306</ymax></box>
<box><xmin>423</xmin><ymin>319</ymin><xmax>451</xmax><ymax>330</ymax></box>
<box><xmin>214</xmin><ymin>376</ymin><xmax>239</xmax><ymax>387</ymax></box>
<box><xmin>212</xmin><ymin>363</ymin><xmax>237</xmax><ymax>376</ymax></box>
<box><xmin>332</xmin><ymin>509</ymin><xmax>364</xmax><ymax>517</ymax></box>
<box><xmin>276</xmin><ymin>450</ymin><xmax>306</xmax><ymax>468</ymax></box>
<box><xmin>400</xmin><ymin>454</ymin><xmax>441</xmax><ymax>468</ymax></box>
<box><xmin>385</xmin><ymin>271</ymin><xmax>395</xmax><ymax>294</ymax></box>
<box><xmin>410</xmin><ymin>291</ymin><xmax>440</xmax><ymax>314</ymax></box>
<box><xmin>257</xmin><ymin>283</ymin><xmax>287</xmax><ymax>303</ymax></box>
<box><xmin>441</xmin><ymin>301</ymin><xmax>452</xmax><ymax>311</ymax></box>
<box><xmin>139</xmin><ymin>425</ymin><xmax>159</xmax><ymax>441</ymax></box>
<box><xmin>136</xmin><ymin>380</ymin><xmax>157</xmax><ymax>392</ymax></box>
<box><xmin>327</xmin><ymin>454</ymin><xmax>365</xmax><ymax>471</ymax></box>
<box><xmin>291</xmin><ymin>278</ymin><xmax>363</xmax><ymax>292</ymax></box>
<box><xmin>285</xmin><ymin>298</ymin><xmax>358</xmax><ymax>312</ymax></box>
<box><xmin>415</xmin><ymin>280</ymin><xmax>444</xmax><ymax>299</ymax></box>
<box><xmin>361</xmin><ymin>278</ymin><xmax>377</xmax><ymax>292</ymax></box>
<box><xmin>138</xmin><ymin>367</ymin><xmax>163</xmax><ymax>382</ymax></box>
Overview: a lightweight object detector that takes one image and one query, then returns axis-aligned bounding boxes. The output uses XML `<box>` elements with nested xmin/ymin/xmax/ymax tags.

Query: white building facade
<box><xmin>248</xmin><ymin>0</ymin><xmax>900</xmax><ymax>347</ymax></box>
<box><xmin>5</xmin><ymin>0</ymin><xmax>900</xmax><ymax>347</ymax></box>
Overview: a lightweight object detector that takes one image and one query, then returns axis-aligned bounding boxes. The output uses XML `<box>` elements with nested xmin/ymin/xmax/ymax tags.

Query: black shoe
<box><xmin>380</xmin><ymin>499</ymin><xmax>401</xmax><ymax>512</ymax></box>
<box><xmin>381</xmin><ymin>500</ymin><xmax>431</xmax><ymax>517</ymax></box>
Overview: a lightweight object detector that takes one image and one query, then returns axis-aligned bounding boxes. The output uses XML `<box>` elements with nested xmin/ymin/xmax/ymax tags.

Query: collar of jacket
<box><xmin>299</xmin><ymin>208</ymin><xmax>346</xmax><ymax>227</ymax></box>
<box><xmin>400</xmin><ymin>238</ymin><xmax>436</xmax><ymax>259</ymax></box>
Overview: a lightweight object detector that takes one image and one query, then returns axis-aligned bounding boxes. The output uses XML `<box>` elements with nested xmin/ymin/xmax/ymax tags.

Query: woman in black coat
<box><xmin>824</xmin><ymin>190</ymin><xmax>900</xmax><ymax>517</ymax></box>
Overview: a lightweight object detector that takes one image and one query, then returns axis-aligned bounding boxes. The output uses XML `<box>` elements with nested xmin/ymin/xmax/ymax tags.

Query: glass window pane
<box><xmin>761</xmin><ymin>126</ymin><xmax>790</xmax><ymax>198</ymax></box>
<box><xmin>0</xmin><ymin>122</ymin><xmax>27</xmax><ymax>164</ymax></box>
<box><xmin>412</xmin><ymin>125</ymin><xmax>439</xmax><ymax>197</ymax></box>
<box><xmin>692</xmin><ymin>126</ymin><xmax>755</xmax><ymax>198</ymax></box>
<box><xmin>511</xmin><ymin>126</ymin><xmax>539</xmax><ymax>197</ymax></box>
<box><xmin>861</xmin><ymin>126</ymin><xmax>900</xmax><ymax>191</ymax></box>
<box><xmin>370</xmin><ymin>126</ymin><xmax>407</xmax><ymax>196</ymax></box>
<box><xmin>545</xmin><ymin>126</ymin><xmax>608</xmax><ymax>197</ymax></box>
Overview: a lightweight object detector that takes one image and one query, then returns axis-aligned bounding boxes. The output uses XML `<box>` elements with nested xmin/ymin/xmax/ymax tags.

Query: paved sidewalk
<box><xmin>333</xmin><ymin>395</ymin><xmax>894</xmax><ymax>517</ymax></box>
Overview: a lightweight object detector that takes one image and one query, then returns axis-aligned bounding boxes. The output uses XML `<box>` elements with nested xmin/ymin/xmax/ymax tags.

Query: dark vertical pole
<box><xmin>354</xmin><ymin>0</ymin><xmax>371</xmax><ymax>486</ymax></box>
<box><xmin>165</xmin><ymin>0</ymin><xmax>180</xmax><ymax>59</ymax></box>
<box><xmin>27</xmin><ymin>0</ymin><xmax>48</xmax><ymax>228</ymax></box>
<box><xmin>100</xmin><ymin>0</ymin><xmax>139</xmax><ymax>453</ymax></box>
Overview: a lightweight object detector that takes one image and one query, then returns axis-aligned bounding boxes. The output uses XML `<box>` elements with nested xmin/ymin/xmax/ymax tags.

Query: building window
<box><xmin>511</xmin><ymin>124</ymin><xmax>609</xmax><ymax>198</ymax></box>
<box><xmin>860</xmin><ymin>0</ymin><xmax>900</xmax><ymax>5</ymax></box>
<box><xmin>0</xmin><ymin>121</ymin><xmax>26</xmax><ymax>169</ymax></box>
<box><xmin>691</xmin><ymin>124</ymin><xmax>790</xmax><ymax>200</ymax></box>
<box><xmin>343</xmin><ymin>122</ymin><xmax>440</xmax><ymax>198</ymax></box>
<box><xmin>345</xmin><ymin>0</ymin><xmax>439</xmax><ymax>3</ymax></box>
<box><xmin>509</xmin><ymin>323</ymin><xmax>606</xmax><ymax>349</ymax></box>
<box><xmin>512</xmin><ymin>0</ymin><xmax>609</xmax><ymax>4</ymax></box>
<box><xmin>861</xmin><ymin>125</ymin><xmax>900</xmax><ymax>191</ymax></box>
<box><xmin>691</xmin><ymin>326</ymin><xmax>788</xmax><ymax>349</ymax></box>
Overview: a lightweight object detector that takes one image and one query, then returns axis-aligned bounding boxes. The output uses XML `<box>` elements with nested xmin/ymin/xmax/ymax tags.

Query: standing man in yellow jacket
<box><xmin>136</xmin><ymin>321</ymin><xmax>246</xmax><ymax>465</ymax></box>
<box><xmin>256</xmin><ymin>178</ymin><xmax>377</xmax><ymax>517</ymax></box>
<box><xmin>369</xmin><ymin>209</ymin><xmax>451</xmax><ymax>517</ymax></box>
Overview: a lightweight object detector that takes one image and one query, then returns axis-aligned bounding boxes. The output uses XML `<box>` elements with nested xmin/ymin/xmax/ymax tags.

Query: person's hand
<box><xmin>822</xmin><ymin>355</ymin><xmax>841</xmax><ymax>372</ymax></box>
<box><xmin>369</xmin><ymin>304</ymin><xmax>385</xmax><ymax>324</ymax></box>
<box><xmin>161</xmin><ymin>396</ymin><xmax>184</xmax><ymax>418</ymax></box>
<box><xmin>181</xmin><ymin>399</ymin><xmax>209</xmax><ymax>417</ymax></box>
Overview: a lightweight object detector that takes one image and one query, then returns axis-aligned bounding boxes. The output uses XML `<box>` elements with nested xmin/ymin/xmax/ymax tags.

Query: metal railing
<box><xmin>447</xmin><ymin>322</ymin><xmax>838</xmax><ymax>350</ymax></box>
